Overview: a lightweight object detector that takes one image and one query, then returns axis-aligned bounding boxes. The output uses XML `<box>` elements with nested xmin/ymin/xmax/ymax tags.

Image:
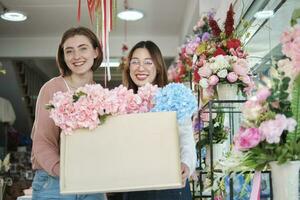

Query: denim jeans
<box><xmin>123</xmin><ymin>180</ymin><xmax>192</xmax><ymax>200</ymax></box>
<box><xmin>32</xmin><ymin>170</ymin><xmax>106</xmax><ymax>200</ymax></box>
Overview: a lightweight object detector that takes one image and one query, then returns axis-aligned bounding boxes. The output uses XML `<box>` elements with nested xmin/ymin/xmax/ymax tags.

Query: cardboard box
<box><xmin>60</xmin><ymin>112</ymin><xmax>182</xmax><ymax>194</ymax></box>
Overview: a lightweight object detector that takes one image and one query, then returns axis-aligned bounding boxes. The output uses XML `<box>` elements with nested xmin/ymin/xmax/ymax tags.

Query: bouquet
<box><xmin>233</xmin><ymin>24</ymin><xmax>300</xmax><ymax>170</ymax></box>
<box><xmin>168</xmin><ymin>11</ymin><xmax>214</xmax><ymax>83</ymax></box>
<box><xmin>193</xmin><ymin>4</ymin><xmax>254</xmax><ymax>100</ymax></box>
<box><xmin>47</xmin><ymin>83</ymin><xmax>197</xmax><ymax>133</ymax></box>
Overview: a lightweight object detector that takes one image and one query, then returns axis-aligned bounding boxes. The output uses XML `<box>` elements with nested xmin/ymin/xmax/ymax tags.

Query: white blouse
<box><xmin>178</xmin><ymin>118</ymin><xmax>197</xmax><ymax>176</ymax></box>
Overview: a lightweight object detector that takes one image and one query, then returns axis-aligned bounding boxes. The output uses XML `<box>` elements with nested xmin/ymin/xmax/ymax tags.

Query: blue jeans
<box><xmin>123</xmin><ymin>180</ymin><xmax>192</xmax><ymax>200</ymax></box>
<box><xmin>32</xmin><ymin>170</ymin><xmax>106</xmax><ymax>200</ymax></box>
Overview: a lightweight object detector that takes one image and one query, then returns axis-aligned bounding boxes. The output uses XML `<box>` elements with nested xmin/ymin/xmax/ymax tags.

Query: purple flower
<box><xmin>202</xmin><ymin>32</ymin><xmax>211</xmax><ymax>42</ymax></box>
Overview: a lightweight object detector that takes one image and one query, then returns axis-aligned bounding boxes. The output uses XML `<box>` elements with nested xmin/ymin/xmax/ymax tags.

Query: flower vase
<box><xmin>269</xmin><ymin>161</ymin><xmax>300</xmax><ymax>200</ymax></box>
<box><xmin>205</xmin><ymin>143</ymin><xmax>225</xmax><ymax>166</ymax></box>
<box><xmin>217</xmin><ymin>83</ymin><xmax>238</xmax><ymax>100</ymax></box>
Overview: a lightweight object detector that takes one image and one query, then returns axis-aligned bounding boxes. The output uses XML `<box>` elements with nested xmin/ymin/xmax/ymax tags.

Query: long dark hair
<box><xmin>122</xmin><ymin>40</ymin><xmax>168</xmax><ymax>92</ymax></box>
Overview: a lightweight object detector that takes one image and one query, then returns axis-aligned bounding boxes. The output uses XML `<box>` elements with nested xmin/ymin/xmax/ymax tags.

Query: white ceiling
<box><xmin>0</xmin><ymin>0</ymin><xmax>298</xmax><ymax>79</ymax></box>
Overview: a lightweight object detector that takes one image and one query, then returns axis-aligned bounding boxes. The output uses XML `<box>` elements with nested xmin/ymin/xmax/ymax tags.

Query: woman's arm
<box><xmin>32</xmin><ymin>84</ymin><xmax>60</xmax><ymax>176</ymax></box>
<box><xmin>178</xmin><ymin>118</ymin><xmax>197</xmax><ymax>177</ymax></box>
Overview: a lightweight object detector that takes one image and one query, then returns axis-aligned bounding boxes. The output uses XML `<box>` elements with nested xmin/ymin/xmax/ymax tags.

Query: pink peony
<box><xmin>227</xmin><ymin>72</ymin><xmax>238</xmax><ymax>83</ymax></box>
<box><xmin>233</xmin><ymin>58</ymin><xmax>249</xmax><ymax>76</ymax></box>
<box><xmin>234</xmin><ymin>127</ymin><xmax>261</xmax><ymax>151</ymax></box>
<box><xmin>259</xmin><ymin>114</ymin><xmax>296</xmax><ymax>144</ymax></box>
<box><xmin>208</xmin><ymin>75</ymin><xmax>219</xmax><ymax>85</ymax></box>
<box><xmin>198</xmin><ymin>64</ymin><xmax>212</xmax><ymax>78</ymax></box>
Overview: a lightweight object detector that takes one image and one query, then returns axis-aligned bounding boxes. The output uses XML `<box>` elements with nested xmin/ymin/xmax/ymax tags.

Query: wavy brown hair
<box><xmin>56</xmin><ymin>26</ymin><xmax>103</xmax><ymax>76</ymax></box>
<box><xmin>122</xmin><ymin>41</ymin><xmax>168</xmax><ymax>93</ymax></box>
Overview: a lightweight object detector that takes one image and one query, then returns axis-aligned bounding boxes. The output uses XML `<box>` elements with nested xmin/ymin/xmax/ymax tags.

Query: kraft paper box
<box><xmin>60</xmin><ymin>112</ymin><xmax>182</xmax><ymax>194</ymax></box>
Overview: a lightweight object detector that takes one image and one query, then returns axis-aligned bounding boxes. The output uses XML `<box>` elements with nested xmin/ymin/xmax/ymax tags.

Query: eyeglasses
<box><xmin>129</xmin><ymin>58</ymin><xmax>154</xmax><ymax>67</ymax></box>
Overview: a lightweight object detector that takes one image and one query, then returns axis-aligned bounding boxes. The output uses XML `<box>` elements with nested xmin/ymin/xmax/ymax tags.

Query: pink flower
<box><xmin>242</xmin><ymin>100</ymin><xmax>263</xmax><ymax>121</ymax></box>
<box><xmin>198</xmin><ymin>64</ymin><xmax>212</xmax><ymax>78</ymax></box>
<box><xmin>255</xmin><ymin>87</ymin><xmax>271</xmax><ymax>102</ymax></box>
<box><xmin>234</xmin><ymin>127</ymin><xmax>261</xmax><ymax>151</ymax></box>
<box><xmin>208</xmin><ymin>75</ymin><xmax>219</xmax><ymax>85</ymax></box>
<box><xmin>259</xmin><ymin>114</ymin><xmax>296</xmax><ymax>144</ymax></box>
<box><xmin>227</xmin><ymin>72</ymin><xmax>238</xmax><ymax>83</ymax></box>
<box><xmin>239</xmin><ymin>75</ymin><xmax>251</xmax><ymax>84</ymax></box>
<box><xmin>233</xmin><ymin>58</ymin><xmax>249</xmax><ymax>76</ymax></box>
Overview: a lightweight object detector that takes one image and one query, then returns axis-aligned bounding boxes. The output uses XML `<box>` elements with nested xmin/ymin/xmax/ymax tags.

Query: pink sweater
<box><xmin>31</xmin><ymin>76</ymin><xmax>68</xmax><ymax>176</ymax></box>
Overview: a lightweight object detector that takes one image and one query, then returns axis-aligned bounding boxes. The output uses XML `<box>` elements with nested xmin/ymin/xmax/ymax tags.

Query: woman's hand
<box><xmin>181</xmin><ymin>162</ymin><xmax>190</xmax><ymax>187</ymax></box>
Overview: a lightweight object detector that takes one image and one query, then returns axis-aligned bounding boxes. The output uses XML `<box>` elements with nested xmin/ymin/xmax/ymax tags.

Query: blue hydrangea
<box><xmin>151</xmin><ymin>83</ymin><xmax>197</xmax><ymax>123</ymax></box>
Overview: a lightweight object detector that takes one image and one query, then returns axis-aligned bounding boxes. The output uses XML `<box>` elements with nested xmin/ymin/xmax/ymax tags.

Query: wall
<box><xmin>0</xmin><ymin>59</ymin><xmax>32</xmax><ymax>135</ymax></box>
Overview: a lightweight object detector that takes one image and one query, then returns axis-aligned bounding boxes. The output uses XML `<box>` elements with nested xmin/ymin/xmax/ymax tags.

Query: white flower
<box><xmin>209</xmin><ymin>55</ymin><xmax>230</xmax><ymax>73</ymax></box>
<box><xmin>199</xmin><ymin>78</ymin><xmax>209</xmax><ymax>88</ymax></box>
<box><xmin>217</xmin><ymin>69</ymin><xmax>228</xmax><ymax>78</ymax></box>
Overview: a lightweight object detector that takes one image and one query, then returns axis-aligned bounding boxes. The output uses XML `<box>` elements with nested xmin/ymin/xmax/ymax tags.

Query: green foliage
<box><xmin>45</xmin><ymin>104</ymin><xmax>55</xmax><ymax>110</ymax></box>
<box><xmin>199</xmin><ymin>112</ymin><xmax>228</xmax><ymax>146</ymax></box>
<box><xmin>291</xmin><ymin>75</ymin><xmax>300</xmax><ymax>135</ymax></box>
<box><xmin>73</xmin><ymin>91</ymin><xmax>87</xmax><ymax>102</ymax></box>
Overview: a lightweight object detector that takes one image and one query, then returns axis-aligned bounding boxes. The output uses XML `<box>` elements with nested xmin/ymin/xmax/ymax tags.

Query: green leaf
<box><xmin>45</xmin><ymin>104</ymin><xmax>55</xmax><ymax>110</ymax></box>
<box><xmin>291</xmin><ymin>8</ymin><xmax>300</xmax><ymax>26</ymax></box>
<box><xmin>291</xmin><ymin>75</ymin><xmax>300</xmax><ymax>137</ymax></box>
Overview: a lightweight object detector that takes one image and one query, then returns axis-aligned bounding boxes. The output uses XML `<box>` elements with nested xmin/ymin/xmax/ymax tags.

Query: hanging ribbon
<box><xmin>77</xmin><ymin>0</ymin><xmax>81</xmax><ymax>22</ymax></box>
<box><xmin>77</xmin><ymin>0</ymin><xmax>114</xmax><ymax>85</ymax></box>
<box><xmin>250</xmin><ymin>171</ymin><xmax>261</xmax><ymax>200</ymax></box>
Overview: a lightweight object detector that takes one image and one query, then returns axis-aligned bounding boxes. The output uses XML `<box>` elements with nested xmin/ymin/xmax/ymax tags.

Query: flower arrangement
<box><xmin>197</xmin><ymin>111</ymin><xmax>229</xmax><ymax>147</ymax></box>
<box><xmin>47</xmin><ymin>83</ymin><xmax>197</xmax><ymax>133</ymax></box>
<box><xmin>167</xmin><ymin>11</ymin><xmax>214</xmax><ymax>83</ymax></box>
<box><xmin>201</xmin><ymin>23</ymin><xmax>300</xmax><ymax>200</ymax></box>
<box><xmin>193</xmin><ymin>4</ymin><xmax>254</xmax><ymax>100</ymax></box>
<box><xmin>233</xmin><ymin>24</ymin><xmax>300</xmax><ymax>170</ymax></box>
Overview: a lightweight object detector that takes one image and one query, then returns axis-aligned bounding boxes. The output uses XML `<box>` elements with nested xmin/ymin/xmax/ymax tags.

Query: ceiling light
<box><xmin>254</xmin><ymin>10</ymin><xmax>274</xmax><ymax>19</ymax></box>
<box><xmin>117</xmin><ymin>9</ymin><xmax>143</xmax><ymax>21</ymax></box>
<box><xmin>1</xmin><ymin>10</ymin><xmax>27</xmax><ymax>22</ymax></box>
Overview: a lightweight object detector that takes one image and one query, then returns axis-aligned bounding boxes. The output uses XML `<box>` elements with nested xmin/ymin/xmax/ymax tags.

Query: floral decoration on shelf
<box><xmin>198</xmin><ymin>111</ymin><xmax>229</xmax><ymax>147</ymax></box>
<box><xmin>193</xmin><ymin>4</ymin><xmax>254</xmax><ymax>101</ymax></box>
<box><xmin>232</xmin><ymin>24</ymin><xmax>300</xmax><ymax>170</ymax></box>
<box><xmin>202</xmin><ymin>23</ymin><xmax>300</xmax><ymax>200</ymax></box>
<box><xmin>47</xmin><ymin>83</ymin><xmax>197</xmax><ymax>134</ymax></box>
<box><xmin>167</xmin><ymin>11</ymin><xmax>214</xmax><ymax>83</ymax></box>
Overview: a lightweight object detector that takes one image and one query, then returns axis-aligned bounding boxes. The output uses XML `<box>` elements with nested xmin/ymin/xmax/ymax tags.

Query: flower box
<box><xmin>60</xmin><ymin>112</ymin><xmax>182</xmax><ymax>194</ymax></box>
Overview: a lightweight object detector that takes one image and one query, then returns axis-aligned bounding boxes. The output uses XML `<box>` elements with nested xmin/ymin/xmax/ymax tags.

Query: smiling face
<box><xmin>129</xmin><ymin>48</ymin><xmax>157</xmax><ymax>87</ymax></box>
<box><xmin>63</xmin><ymin>35</ymin><xmax>98</xmax><ymax>76</ymax></box>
